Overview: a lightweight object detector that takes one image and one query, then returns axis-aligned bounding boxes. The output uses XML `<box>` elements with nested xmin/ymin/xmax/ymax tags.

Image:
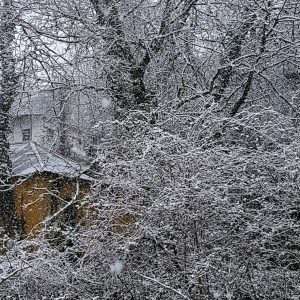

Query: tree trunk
<box><xmin>0</xmin><ymin>0</ymin><xmax>18</xmax><ymax>238</ymax></box>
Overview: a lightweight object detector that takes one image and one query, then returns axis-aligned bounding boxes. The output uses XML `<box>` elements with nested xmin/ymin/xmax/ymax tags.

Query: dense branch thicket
<box><xmin>1</xmin><ymin>0</ymin><xmax>300</xmax><ymax>299</ymax></box>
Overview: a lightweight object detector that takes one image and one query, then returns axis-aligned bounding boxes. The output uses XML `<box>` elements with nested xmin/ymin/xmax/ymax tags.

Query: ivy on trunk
<box><xmin>0</xmin><ymin>0</ymin><xmax>18</xmax><ymax>237</ymax></box>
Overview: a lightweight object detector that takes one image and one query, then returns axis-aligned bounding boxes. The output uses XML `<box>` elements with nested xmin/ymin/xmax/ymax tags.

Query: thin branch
<box><xmin>135</xmin><ymin>272</ymin><xmax>191</xmax><ymax>300</ymax></box>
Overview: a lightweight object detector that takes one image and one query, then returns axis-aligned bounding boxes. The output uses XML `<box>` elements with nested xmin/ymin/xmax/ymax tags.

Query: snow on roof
<box><xmin>10</xmin><ymin>141</ymin><xmax>91</xmax><ymax>181</ymax></box>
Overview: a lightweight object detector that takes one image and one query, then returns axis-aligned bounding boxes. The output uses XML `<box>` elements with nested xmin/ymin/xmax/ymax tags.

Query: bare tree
<box><xmin>1</xmin><ymin>1</ymin><xmax>300</xmax><ymax>299</ymax></box>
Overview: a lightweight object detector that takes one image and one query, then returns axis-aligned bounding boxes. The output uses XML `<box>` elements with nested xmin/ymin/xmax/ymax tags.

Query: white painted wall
<box><xmin>9</xmin><ymin>115</ymin><xmax>45</xmax><ymax>144</ymax></box>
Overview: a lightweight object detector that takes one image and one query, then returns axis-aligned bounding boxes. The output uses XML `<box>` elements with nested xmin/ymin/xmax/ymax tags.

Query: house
<box><xmin>7</xmin><ymin>92</ymin><xmax>97</xmax><ymax>238</ymax></box>
<box><xmin>10</xmin><ymin>90</ymin><xmax>111</xmax><ymax>160</ymax></box>
<box><xmin>9</xmin><ymin>93</ymin><xmax>49</xmax><ymax>144</ymax></box>
<box><xmin>10</xmin><ymin>141</ymin><xmax>92</xmax><ymax>237</ymax></box>
<box><xmin>10</xmin><ymin>113</ymin><xmax>45</xmax><ymax>144</ymax></box>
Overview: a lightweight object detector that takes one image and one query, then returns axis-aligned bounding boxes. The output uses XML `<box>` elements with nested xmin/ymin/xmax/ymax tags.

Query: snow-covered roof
<box><xmin>10</xmin><ymin>142</ymin><xmax>91</xmax><ymax>181</ymax></box>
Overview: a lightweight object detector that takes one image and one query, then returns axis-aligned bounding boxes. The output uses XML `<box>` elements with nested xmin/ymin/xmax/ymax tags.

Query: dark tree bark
<box><xmin>57</xmin><ymin>88</ymin><xmax>71</xmax><ymax>157</ymax></box>
<box><xmin>208</xmin><ymin>13</ymin><xmax>256</xmax><ymax>105</ymax></box>
<box><xmin>90</xmin><ymin>0</ymin><xmax>196</xmax><ymax>118</ymax></box>
<box><xmin>0</xmin><ymin>0</ymin><xmax>18</xmax><ymax>237</ymax></box>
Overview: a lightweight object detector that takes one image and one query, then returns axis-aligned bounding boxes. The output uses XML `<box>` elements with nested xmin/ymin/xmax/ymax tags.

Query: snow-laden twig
<box><xmin>0</xmin><ymin>266</ymin><xmax>31</xmax><ymax>286</ymax></box>
<box><xmin>134</xmin><ymin>272</ymin><xmax>191</xmax><ymax>300</ymax></box>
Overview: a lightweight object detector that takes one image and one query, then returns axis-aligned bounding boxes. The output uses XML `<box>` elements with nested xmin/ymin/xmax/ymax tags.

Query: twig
<box><xmin>0</xmin><ymin>266</ymin><xmax>31</xmax><ymax>285</ymax></box>
<box><xmin>135</xmin><ymin>272</ymin><xmax>191</xmax><ymax>300</ymax></box>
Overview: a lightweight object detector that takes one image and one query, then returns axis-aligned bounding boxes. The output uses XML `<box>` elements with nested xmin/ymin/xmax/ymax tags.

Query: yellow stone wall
<box><xmin>15</xmin><ymin>176</ymin><xmax>52</xmax><ymax>236</ymax></box>
<box><xmin>14</xmin><ymin>175</ymin><xmax>90</xmax><ymax>237</ymax></box>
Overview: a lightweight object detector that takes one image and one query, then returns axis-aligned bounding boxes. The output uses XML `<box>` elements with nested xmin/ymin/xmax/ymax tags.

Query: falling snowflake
<box><xmin>101</xmin><ymin>97</ymin><xmax>111</xmax><ymax>108</ymax></box>
<box><xmin>110</xmin><ymin>260</ymin><xmax>124</xmax><ymax>275</ymax></box>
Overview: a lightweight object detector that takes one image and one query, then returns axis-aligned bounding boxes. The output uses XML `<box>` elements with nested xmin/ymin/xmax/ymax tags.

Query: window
<box><xmin>22</xmin><ymin>129</ymin><xmax>31</xmax><ymax>141</ymax></box>
<box><xmin>47</xmin><ymin>128</ymin><xmax>54</xmax><ymax>139</ymax></box>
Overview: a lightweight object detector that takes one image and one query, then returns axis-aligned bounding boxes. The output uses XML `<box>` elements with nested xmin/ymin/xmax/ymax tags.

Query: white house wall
<box><xmin>9</xmin><ymin>115</ymin><xmax>45</xmax><ymax>144</ymax></box>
